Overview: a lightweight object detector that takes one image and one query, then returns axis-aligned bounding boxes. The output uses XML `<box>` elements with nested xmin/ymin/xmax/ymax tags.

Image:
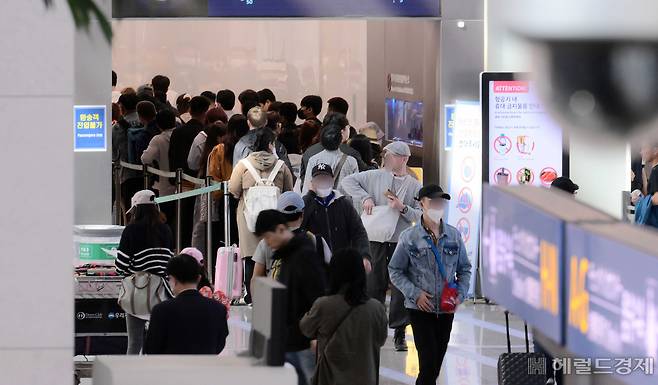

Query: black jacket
<box><xmin>144</xmin><ymin>290</ymin><xmax>228</xmax><ymax>355</ymax></box>
<box><xmin>302</xmin><ymin>192</ymin><xmax>371</xmax><ymax>260</ymax></box>
<box><xmin>169</xmin><ymin>118</ymin><xmax>204</xmax><ymax>177</ymax></box>
<box><xmin>300</xmin><ymin>142</ymin><xmax>368</xmax><ymax>190</ymax></box>
<box><xmin>273</xmin><ymin>233</ymin><xmax>327</xmax><ymax>352</ymax></box>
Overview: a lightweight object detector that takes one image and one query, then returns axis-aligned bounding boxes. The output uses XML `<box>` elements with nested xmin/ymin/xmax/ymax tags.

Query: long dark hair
<box><xmin>254</xmin><ymin>127</ymin><xmax>276</xmax><ymax>152</ymax></box>
<box><xmin>298</xmin><ymin>120</ymin><xmax>321</xmax><ymax>152</ymax></box>
<box><xmin>223</xmin><ymin>116</ymin><xmax>244</xmax><ymax>161</ymax></box>
<box><xmin>129</xmin><ymin>204</ymin><xmax>167</xmax><ymax>246</ymax></box>
<box><xmin>329</xmin><ymin>248</ymin><xmax>369</xmax><ymax>306</ymax></box>
<box><xmin>199</xmin><ymin>121</ymin><xmax>228</xmax><ymax>178</ymax></box>
<box><xmin>349</xmin><ymin>134</ymin><xmax>374</xmax><ymax>165</ymax></box>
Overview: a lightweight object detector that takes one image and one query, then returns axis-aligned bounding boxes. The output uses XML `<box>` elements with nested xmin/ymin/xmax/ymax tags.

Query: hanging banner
<box><xmin>446</xmin><ymin>101</ymin><xmax>482</xmax><ymax>298</ymax></box>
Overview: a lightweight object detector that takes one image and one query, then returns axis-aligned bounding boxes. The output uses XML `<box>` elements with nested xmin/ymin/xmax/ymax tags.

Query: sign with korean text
<box><xmin>485</xmin><ymin>78</ymin><xmax>565</xmax><ymax>187</ymax></box>
<box><xmin>482</xmin><ymin>184</ymin><xmax>564</xmax><ymax>343</ymax></box>
<box><xmin>74</xmin><ymin>105</ymin><xmax>106</xmax><ymax>152</ymax></box>
<box><xmin>566</xmin><ymin>223</ymin><xmax>657</xmax><ymax>385</ymax></box>
<box><xmin>446</xmin><ymin>101</ymin><xmax>481</xmax><ymax>298</ymax></box>
<box><xmin>444</xmin><ymin>104</ymin><xmax>455</xmax><ymax>151</ymax></box>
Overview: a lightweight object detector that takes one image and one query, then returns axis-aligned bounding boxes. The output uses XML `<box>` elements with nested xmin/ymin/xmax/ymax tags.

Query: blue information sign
<box><xmin>482</xmin><ymin>184</ymin><xmax>564</xmax><ymax>343</ymax></box>
<box><xmin>444</xmin><ymin>104</ymin><xmax>455</xmax><ymax>151</ymax></box>
<box><xmin>208</xmin><ymin>0</ymin><xmax>440</xmax><ymax>17</ymax></box>
<box><xmin>74</xmin><ymin>105</ymin><xmax>106</xmax><ymax>152</ymax></box>
<box><xmin>566</xmin><ymin>224</ymin><xmax>657</xmax><ymax>384</ymax></box>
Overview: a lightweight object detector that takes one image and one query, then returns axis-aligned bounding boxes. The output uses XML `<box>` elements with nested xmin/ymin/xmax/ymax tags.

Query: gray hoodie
<box><xmin>341</xmin><ymin>169</ymin><xmax>422</xmax><ymax>243</ymax></box>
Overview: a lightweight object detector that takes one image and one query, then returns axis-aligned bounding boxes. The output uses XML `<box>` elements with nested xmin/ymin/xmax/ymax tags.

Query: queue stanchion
<box><xmin>113</xmin><ymin>161</ymin><xmax>122</xmax><ymax>225</ymax></box>
<box><xmin>206</xmin><ymin>176</ymin><xmax>214</xmax><ymax>284</ymax></box>
<box><xmin>175</xmin><ymin>168</ymin><xmax>183</xmax><ymax>254</ymax></box>
<box><xmin>142</xmin><ymin>164</ymin><xmax>150</xmax><ymax>190</ymax></box>
<box><xmin>223</xmin><ymin>181</ymin><xmax>233</xmax><ymax>298</ymax></box>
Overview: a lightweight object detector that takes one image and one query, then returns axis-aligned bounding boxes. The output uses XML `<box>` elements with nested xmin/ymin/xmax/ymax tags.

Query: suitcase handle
<box><xmin>504</xmin><ymin>310</ymin><xmax>531</xmax><ymax>354</ymax></box>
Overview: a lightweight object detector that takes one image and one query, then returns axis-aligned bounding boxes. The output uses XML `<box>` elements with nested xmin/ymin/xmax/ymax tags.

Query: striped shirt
<box><xmin>115</xmin><ymin>222</ymin><xmax>174</xmax><ymax>278</ymax></box>
<box><xmin>116</xmin><ymin>247</ymin><xmax>174</xmax><ymax>277</ymax></box>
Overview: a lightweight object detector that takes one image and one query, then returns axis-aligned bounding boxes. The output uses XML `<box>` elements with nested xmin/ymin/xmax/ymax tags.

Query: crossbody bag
<box><xmin>424</xmin><ymin>236</ymin><xmax>459</xmax><ymax>313</ymax></box>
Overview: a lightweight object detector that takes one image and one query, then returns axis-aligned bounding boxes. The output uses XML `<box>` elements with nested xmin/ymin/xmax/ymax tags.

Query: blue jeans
<box><xmin>285</xmin><ymin>349</ymin><xmax>316</xmax><ymax>385</ymax></box>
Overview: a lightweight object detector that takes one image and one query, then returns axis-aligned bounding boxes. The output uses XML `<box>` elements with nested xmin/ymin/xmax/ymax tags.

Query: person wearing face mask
<box><xmin>388</xmin><ymin>184</ymin><xmax>472</xmax><ymax>385</ymax></box>
<box><xmin>251</xmin><ymin>191</ymin><xmax>332</xmax><ymax>293</ymax></box>
<box><xmin>302</xmin><ymin>163</ymin><xmax>372</xmax><ymax>273</ymax></box>
<box><xmin>341</xmin><ymin>141</ymin><xmax>422</xmax><ymax>352</ymax></box>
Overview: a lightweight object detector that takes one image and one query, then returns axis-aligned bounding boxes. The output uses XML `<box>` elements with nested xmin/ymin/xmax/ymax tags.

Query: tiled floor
<box><xmin>77</xmin><ymin>300</ymin><xmax>531</xmax><ymax>384</ymax></box>
<box><xmin>223</xmin><ymin>300</ymin><xmax>531</xmax><ymax>385</ymax></box>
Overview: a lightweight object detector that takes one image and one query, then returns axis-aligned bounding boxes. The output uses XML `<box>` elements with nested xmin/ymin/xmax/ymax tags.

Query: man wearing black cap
<box><xmin>550</xmin><ymin>176</ymin><xmax>579</xmax><ymax>195</ymax></box>
<box><xmin>302</xmin><ymin>163</ymin><xmax>371</xmax><ymax>270</ymax></box>
<box><xmin>389</xmin><ymin>184</ymin><xmax>472</xmax><ymax>385</ymax></box>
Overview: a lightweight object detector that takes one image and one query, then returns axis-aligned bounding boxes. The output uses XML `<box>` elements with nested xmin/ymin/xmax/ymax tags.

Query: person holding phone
<box><xmin>341</xmin><ymin>141</ymin><xmax>422</xmax><ymax>352</ymax></box>
<box><xmin>389</xmin><ymin>184</ymin><xmax>472</xmax><ymax>385</ymax></box>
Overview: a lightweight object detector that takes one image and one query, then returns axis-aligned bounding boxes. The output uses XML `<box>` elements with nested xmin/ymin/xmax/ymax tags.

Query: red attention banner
<box><xmin>493</xmin><ymin>81</ymin><xmax>529</xmax><ymax>93</ymax></box>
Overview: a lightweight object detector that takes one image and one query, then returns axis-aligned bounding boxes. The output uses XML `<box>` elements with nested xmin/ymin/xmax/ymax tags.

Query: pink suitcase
<box><xmin>214</xmin><ymin>246</ymin><xmax>243</xmax><ymax>300</ymax></box>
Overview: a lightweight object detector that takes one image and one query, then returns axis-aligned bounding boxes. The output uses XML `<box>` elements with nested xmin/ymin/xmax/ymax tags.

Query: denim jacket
<box><xmin>388</xmin><ymin>219</ymin><xmax>472</xmax><ymax>313</ymax></box>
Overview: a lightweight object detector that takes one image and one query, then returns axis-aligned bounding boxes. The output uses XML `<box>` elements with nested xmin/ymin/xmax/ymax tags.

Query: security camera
<box><xmin>505</xmin><ymin>0</ymin><xmax>658</xmax><ymax>140</ymax></box>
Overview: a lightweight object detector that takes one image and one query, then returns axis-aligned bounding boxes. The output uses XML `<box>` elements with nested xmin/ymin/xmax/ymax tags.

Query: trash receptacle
<box><xmin>73</xmin><ymin>225</ymin><xmax>124</xmax><ymax>266</ymax></box>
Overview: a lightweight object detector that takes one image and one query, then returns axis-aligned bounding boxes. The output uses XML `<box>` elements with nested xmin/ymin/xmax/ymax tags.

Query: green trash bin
<box><xmin>74</xmin><ymin>225</ymin><xmax>124</xmax><ymax>266</ymax></box>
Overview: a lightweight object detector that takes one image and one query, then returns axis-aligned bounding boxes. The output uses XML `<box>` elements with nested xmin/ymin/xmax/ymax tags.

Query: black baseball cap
<box><xmin>551</xmin><ymin>177</ymin><xmax>579</xmax><ymax>194</ymax></box>
<box><xmin>416</xmin><ymin>184</ymin><xmax>451</xmax><ymax>201</ymax></box>
<box><xmin>312</xmin><ymin>163</ymin><xmax>334</xmax><ymax>178</ymax></box>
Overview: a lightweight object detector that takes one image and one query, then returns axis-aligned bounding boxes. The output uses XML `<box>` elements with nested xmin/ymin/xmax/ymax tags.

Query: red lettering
<box><xmin>493</xmin><ymin>81</ymin><xmax>529</xmax><ymax>93</ymax></box>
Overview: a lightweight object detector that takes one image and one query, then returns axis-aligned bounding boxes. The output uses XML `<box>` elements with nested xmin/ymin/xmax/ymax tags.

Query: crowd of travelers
<box><xmin>111</xmin><ymin>71</ymin><xmax>473</xmax><ymax>385</ymax></box>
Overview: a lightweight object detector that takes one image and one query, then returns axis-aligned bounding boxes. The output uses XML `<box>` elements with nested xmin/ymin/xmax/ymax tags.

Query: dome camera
<box><xmin>506</xmin><ymin>0</ymin><xmax>658</xmax><ymax>140</ymax></box>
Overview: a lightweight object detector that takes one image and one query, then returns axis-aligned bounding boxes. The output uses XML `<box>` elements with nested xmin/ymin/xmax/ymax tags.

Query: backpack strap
<box><xmin>240</xmin><ymin>159</ymin><xmax>264</xmax><ymax>185</ymax></box>
<box><xmin>266</xmin><ymin>160</ymin><xmax>285</xmax><ymax>184</ymax></box>
<box><xmin>333</xmin><ymin>153</ymin><xmax>349</xmax><ymax>189</ymax></box>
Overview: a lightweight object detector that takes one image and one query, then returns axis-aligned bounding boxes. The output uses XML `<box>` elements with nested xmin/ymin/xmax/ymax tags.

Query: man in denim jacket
<box><xmin>389</xmin><ymin>184</ymin><xmax>472</xmax><ymax>385</ymax></box>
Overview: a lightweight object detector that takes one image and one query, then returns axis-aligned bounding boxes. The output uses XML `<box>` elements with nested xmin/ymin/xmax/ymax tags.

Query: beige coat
<box><xmin>228</xmin><ymin>151</ymin><xmax>293</xmax><ymax>257</ymax></box>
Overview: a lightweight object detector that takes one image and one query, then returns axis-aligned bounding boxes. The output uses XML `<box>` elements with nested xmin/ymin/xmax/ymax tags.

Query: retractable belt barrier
<box><xmin>153</xmin><ymin>183</ymin><xmax>223</xmax><ymax>204</ymax></box>
<box><xmin>113</xmin><ymin>161</ymin><xmax>233</xmax><ymax>284</ymax></box>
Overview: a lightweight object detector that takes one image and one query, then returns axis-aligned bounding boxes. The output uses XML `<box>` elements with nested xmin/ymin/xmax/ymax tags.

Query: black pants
<box><xmin>243</xmin><ymin>257</ymin><xmax>255</xmax><ymax>304</ymax></box>
<box><xmin>179</xmin><ymin>195</ymin><xmax>196</xmax><ymax>249</ymax></box>
<box><xmin>409</xmin><ymin>310</ymin><xmax>454</xmax><ymax>385</ymax></box>
<box><xmin>159</xmin><ymin>200</ymin><xmax>177</xmax><ymax>240</ymax></box>
<box><xmin>368</xmin><ymin>241</ymin><xmax>409</xmax><ymax>329</ymax></box>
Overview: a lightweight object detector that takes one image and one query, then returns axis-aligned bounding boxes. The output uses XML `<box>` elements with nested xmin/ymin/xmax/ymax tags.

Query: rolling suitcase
<box><xmin>497</xmin><ymin>310</ymin><xmax>548</xmax><ymax>385</ymax></box>
<box><xmin>214</xmin><ymin>245</ymin><xmax>243</xmax><ymax>300</ymax></box>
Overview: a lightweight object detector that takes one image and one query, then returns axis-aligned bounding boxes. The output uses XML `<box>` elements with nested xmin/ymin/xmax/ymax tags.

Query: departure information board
<box><xmin>209</xmin><ymin>0</ymin><xmax>440</xmax><ymax>17</ymax></box>
<box><xmin>482</xmin><ymin>184</ymin><xmax>563</xmax><ymax>343</ymax></box>
<box><xmin>566</xmin><ymin>224</ymin><xmax>657</xmax><ymax>384</ymax></box>
<box><xmin>113</xmin><ymin>0</ymin><xmax>441</xmax><ymax>18</ymax></box>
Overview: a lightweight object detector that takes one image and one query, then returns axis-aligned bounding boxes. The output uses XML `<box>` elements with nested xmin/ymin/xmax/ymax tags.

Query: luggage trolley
<box><xmin>74</xmin><ymin>276</ymin><xmax>127</xmax><ymax>379</ymax></box>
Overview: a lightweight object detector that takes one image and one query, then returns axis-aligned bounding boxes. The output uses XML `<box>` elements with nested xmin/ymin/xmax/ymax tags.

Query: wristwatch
<box><xmin>400</xmin><ymin>205</ymin><xmax>409</xmax><ymax>214</ymax></box>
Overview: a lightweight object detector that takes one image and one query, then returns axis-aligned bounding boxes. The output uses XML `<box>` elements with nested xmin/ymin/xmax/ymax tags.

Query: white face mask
<box><xmin>426</xmin><ymin>208</ymin><xmax>444</xmax><ymax>223</ymax></box>
<box><xmin>316</xmin><ymin>187</ymin><xmax>333</xmax><ymax>198</ymax></box>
